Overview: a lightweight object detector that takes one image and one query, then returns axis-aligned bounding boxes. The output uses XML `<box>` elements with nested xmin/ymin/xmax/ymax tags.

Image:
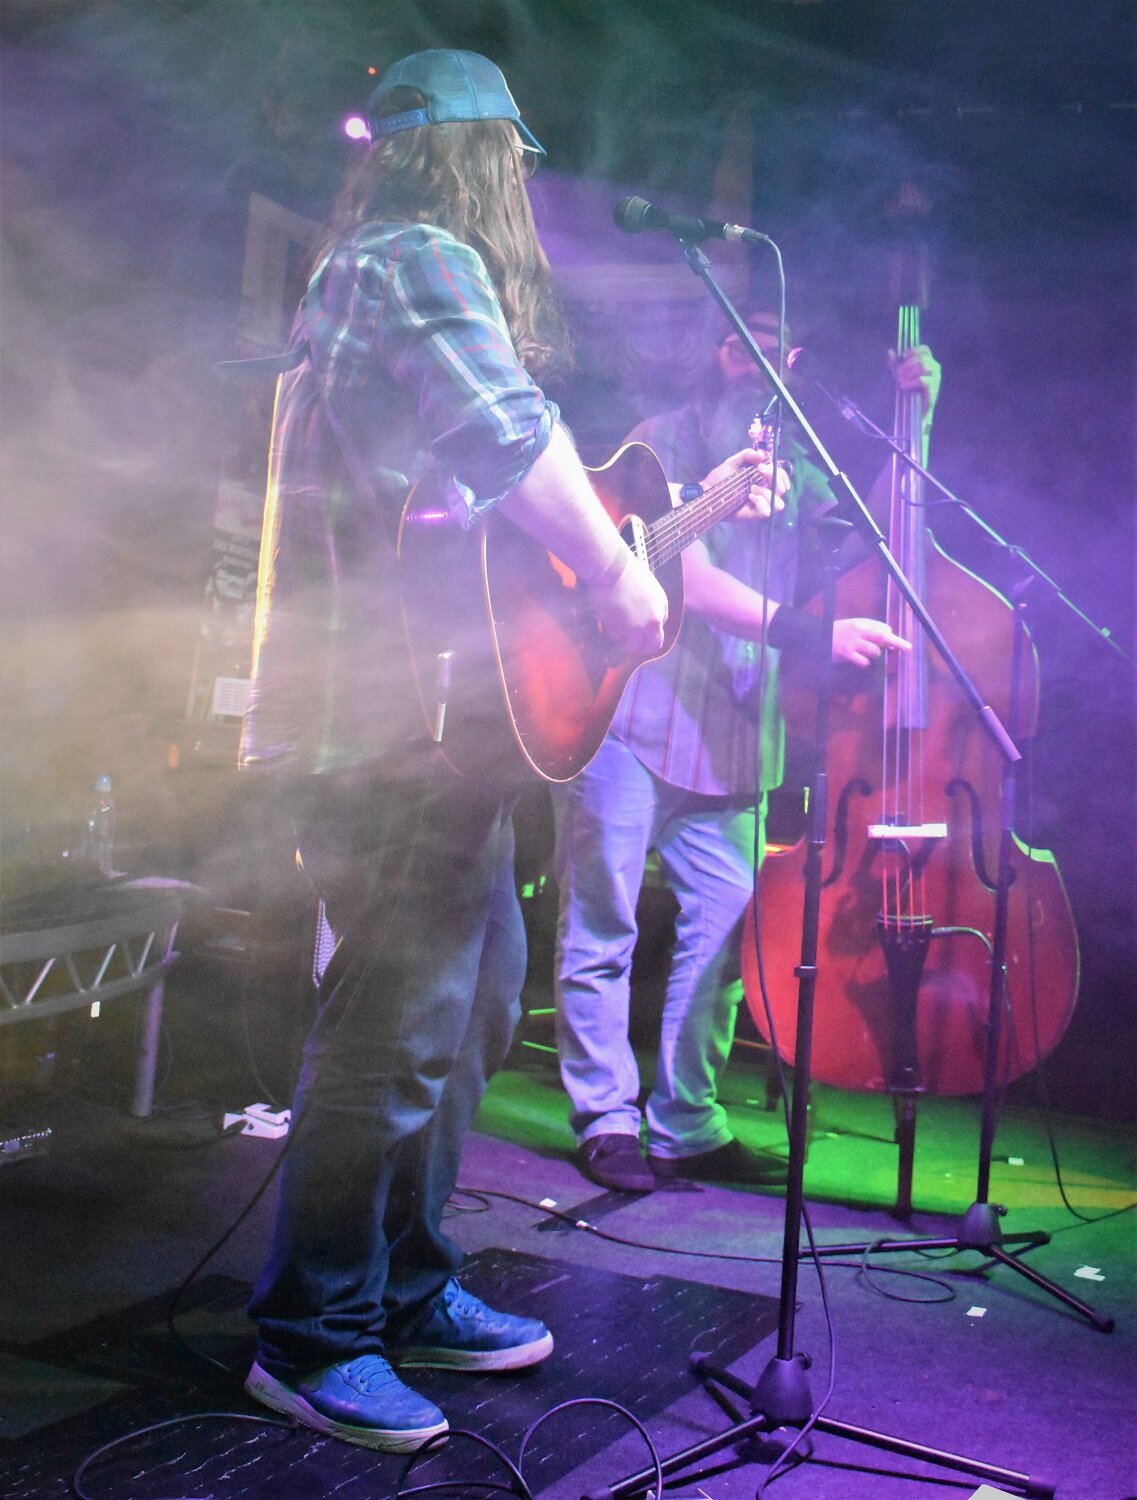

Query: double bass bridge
<box><xmin>867</xmin><ymin>821</ymin><xmax>947</xmax><ymax>841</ymax></box>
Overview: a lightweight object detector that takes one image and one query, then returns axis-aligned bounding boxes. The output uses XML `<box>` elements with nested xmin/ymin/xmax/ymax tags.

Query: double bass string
<box><xmin>882</xmin><ymin>313</ymin><xmax>904</xmax><ymax>929</ymax></box>
<box><xmin>884</xmin><ymin>301</ymin><xmax>930</xmax><ymax>929</ymax></box>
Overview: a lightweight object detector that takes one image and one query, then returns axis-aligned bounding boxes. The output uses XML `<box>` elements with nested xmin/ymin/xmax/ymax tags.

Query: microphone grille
<box><xmin>613</xmin><ymin>196</ymin><xmax>652</xmax><ymax>232</ymax></box>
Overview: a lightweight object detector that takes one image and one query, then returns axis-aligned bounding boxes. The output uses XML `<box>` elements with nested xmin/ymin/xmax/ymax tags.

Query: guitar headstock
<box><xmin>745</xmin><ymin>413</ymin><xmax>793</xmax><ymax>499</ymax></box>
<box><xmin>748</xmin><ymin>415</ymin><xmax>773</xmax><ymax>453</ymax></box>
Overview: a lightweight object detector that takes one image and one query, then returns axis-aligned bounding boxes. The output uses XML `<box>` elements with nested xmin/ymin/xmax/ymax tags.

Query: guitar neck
<box><xmin>642</xmin><ymin>468</ymin><xmax>756</xmax><ymax>573</ymax></box>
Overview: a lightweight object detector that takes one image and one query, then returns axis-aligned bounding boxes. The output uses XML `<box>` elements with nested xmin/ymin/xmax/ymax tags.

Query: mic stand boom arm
<box><xmin>815</xmin><ymin>387</ymin><xmax>1134</xmax><ymax>667</ymax></box>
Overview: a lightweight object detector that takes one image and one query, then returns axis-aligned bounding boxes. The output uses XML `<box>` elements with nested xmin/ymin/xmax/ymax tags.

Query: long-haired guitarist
<box><xmin>238</xmin><ymin>49</ymin><xmax>782</xmax><ymax>1454</ymax></box>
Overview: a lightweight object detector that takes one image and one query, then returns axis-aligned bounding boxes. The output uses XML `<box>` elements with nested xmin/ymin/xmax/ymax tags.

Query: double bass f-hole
<box><xmin>821</xmin><ymin>777</ymin><xmax>871</xmax><ymax>888</ymax></box>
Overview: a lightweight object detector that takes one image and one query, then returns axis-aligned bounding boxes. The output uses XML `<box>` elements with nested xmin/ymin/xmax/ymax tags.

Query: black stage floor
<box><xmin>2</xmin><ymin>995</ymin><xmax>1135</xmax><ymax>1500</ymax></box>
<box><xmin>3</xmin><ymin>1246</ymin><xmax>779</xmax><ymax>1500</ymax></box>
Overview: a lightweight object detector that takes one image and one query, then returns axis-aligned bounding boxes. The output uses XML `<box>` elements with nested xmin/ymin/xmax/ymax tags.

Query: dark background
<box><xmin>1</xmin><ymin>0</ymin><xmax>1134</xmax><ymax>1118</ymax></box>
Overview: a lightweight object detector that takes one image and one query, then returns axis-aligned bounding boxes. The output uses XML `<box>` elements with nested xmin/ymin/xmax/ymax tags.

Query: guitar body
<box><xmin>397</xmin><ymin>442</ymin><xmax>683</xmax><ymax>784</ymax></box>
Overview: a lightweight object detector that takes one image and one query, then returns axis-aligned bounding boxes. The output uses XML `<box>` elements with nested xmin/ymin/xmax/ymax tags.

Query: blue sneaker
<box><xmin>387</xmin><ymin>1279</ymin><xmax>554</xmax><ymax>1372</ymax></box>
<box><xmin>245</xmin><ymin>1354</ymin><xmax>447</xmax><ymax>1452</ymax></box>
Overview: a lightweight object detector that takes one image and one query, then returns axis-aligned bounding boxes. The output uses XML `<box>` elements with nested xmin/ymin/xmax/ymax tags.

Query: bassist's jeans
<box><xmin>553</xmin><ymin>734</ymin><xmax>761</xmax><ymax>1159</ymax></box>
<box><xmin>248</xmin><ymin>763</ymin><xmax>525</xmax><ymax>1378</ymax></box>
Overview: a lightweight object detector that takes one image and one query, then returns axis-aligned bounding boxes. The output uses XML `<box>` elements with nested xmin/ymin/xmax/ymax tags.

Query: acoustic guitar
<box><xmin>397</xmin><ymin>431</ymin><xmax>769</xmax><ymax>783</ymax></box>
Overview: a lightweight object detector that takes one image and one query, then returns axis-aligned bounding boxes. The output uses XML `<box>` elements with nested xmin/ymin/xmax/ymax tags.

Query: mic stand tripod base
<box><xmin>688</xmin><ymin>1350</ymin><xmax>816</xmax><ymax>1455</ymax></box>
<box><xmin>583</xmin><ymin>1346</ymin><xmax>1056</xmax><ymax>1500</ymax></box>
<box><xmin>809</xmin><ymin>1201</ymin><xmax>1114</xmax><ymax>1334</ymax></box>
<box><xmin>697</xmin><ymin>1351</ymin><xmax>816</xmax><ymax>1463</ymax></box>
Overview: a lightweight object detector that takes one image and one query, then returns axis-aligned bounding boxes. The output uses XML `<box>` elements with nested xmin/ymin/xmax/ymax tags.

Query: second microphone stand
<box><xmin>581</xmin><ymin>239</ymin><xmax>1055</xmax><ymax>1500</ymax></box>
<box><xmin>795</xmin><ymin>379</ymin><xmax>1116</xmax><ymax>1333</ymax></box>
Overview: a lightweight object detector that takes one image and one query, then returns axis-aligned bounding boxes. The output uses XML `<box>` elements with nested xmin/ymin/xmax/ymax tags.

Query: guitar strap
<box><xmin>214</xmin><ymin>343</ymin><xmax>309</xmax><ymax>381</ymax></box>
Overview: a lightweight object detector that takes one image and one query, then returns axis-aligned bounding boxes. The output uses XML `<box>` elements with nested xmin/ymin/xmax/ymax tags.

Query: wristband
<box><xmin>579</xmin><ymin>544</ymin><xmax>631</xmax><ymax>591</ymax></box>
<box><xmin>766</xmin><ymin>605</ymin><xmax>826</xmax><ymax>659</ymax></box>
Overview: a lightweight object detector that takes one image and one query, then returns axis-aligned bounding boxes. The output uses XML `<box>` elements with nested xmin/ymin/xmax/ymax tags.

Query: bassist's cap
<box><xmin>366</xmin><ymin>49</ymin><xmax>545</xmax><ymax>157</ymax></box>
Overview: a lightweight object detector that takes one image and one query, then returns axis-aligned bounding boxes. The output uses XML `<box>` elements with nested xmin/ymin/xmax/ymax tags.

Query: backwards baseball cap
<box><xmin>366</xmin><ymin>49</ymin><xmax>545</xmax><ymax>157</ymax></box>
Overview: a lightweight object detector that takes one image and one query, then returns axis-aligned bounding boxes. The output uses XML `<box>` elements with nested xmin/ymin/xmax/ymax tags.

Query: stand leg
<box><xmin>984</xmin><ymin>1244</ymin><xmax>1115</xmax><ymax>1331</ymax></box>
<box><xmin>131</xmin><ymin>975</ymin><xmax>165</xmax><ymax>1118</ymax></box>
<box><xmin>892</xmin><ymin>1092</ymin><xmax>917</xmax><ymax>1219</ymax></box>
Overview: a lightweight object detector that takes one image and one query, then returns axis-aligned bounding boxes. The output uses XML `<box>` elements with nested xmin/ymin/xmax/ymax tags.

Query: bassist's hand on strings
<box><xmin>832</xmin><ymin>615</ymin><xmax>910</xmax><ymax>668</ymax></box>
<box><xmin>888</xmin><ymin>343</ymin><xmax>941</xmax><ymax>424</ymax></box>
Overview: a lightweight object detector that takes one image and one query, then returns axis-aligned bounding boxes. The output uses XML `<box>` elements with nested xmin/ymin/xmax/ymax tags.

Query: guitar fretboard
<box><xmin>642</xmin><ymin>467</ymin><xmax>758</xmax><ymax>573</ymax></box>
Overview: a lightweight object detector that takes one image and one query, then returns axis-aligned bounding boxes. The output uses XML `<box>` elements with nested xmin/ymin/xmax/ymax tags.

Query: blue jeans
<box><xmin>553</xmin><ymin>735</ymin><xmax>762</xmax><ymax>1159</ymax></box>
<box><xmin>249</xmin><ymin>765</ymin><xmax>526</xmax><ymax>1377</ymax></box>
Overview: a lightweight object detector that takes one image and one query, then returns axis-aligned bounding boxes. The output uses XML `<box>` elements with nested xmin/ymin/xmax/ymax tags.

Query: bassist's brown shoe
<box><xmin>577</xmin><ymin>1133</ymin><xmax>656</xmax><ymax>1192</ymax></box>
<box><xmin>649</xmin><ymin>1138</ymin><xmax>787</xmax><ymax>1187</ymax></box>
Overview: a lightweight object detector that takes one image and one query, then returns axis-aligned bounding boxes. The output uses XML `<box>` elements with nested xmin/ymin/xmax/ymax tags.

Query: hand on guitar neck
<box><xmin>701</xmin><ymin>428</ymin><xmax>792</xmax><ymax>523</ymax></box>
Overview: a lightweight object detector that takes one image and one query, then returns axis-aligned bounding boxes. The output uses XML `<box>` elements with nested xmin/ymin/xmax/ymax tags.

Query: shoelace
<box><xmin>441</xmin><ymin>1281</ymin><xmax>491</xmax><ymax>1324</ymax></box>
<box><xmin>341</xmin><ymin>1356</ymin><xmax>398</xmax><ymax>1393</ymax></box>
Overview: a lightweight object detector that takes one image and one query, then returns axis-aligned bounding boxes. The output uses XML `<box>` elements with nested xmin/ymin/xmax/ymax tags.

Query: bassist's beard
<box><xmin>705</xmin><ymin>377</ymin><xmax>769</xmax><ymax>459</ymax></box>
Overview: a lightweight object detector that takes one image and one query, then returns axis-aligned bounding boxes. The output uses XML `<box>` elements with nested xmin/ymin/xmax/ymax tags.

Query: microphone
<box><xmin>613</xmin><ymin>195</ymin><xmax>769</xmax><ymax>244</ymax></box>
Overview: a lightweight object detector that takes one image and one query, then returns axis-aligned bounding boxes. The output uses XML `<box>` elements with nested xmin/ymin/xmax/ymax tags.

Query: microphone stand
<box><xmin>581</xmin><ymin>239</ymin><xmax>1055</xmax><ymax>1499</ymax></box>
<box><xmin>794</xmin><ymin>377</ymin><xmax>1118</xmax><ymax>1333</ymax></box>
<box><xmin>811</xmin><ymin>385</ymin><xmax>1132</xmax><ymax>670</ymax></box>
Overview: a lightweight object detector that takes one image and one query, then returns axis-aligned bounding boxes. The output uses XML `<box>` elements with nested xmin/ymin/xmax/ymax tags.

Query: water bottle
<box><xmin>85</xmin><ymin>773</ymin><xmax>117</xmax><ymax>877</ymax></box>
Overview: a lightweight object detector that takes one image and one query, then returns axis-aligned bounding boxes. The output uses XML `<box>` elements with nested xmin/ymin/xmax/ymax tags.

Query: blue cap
<box><xmin>366</xmin><ymin>49</ymin><xmax>544</xmax><ymax>157</ymax></box>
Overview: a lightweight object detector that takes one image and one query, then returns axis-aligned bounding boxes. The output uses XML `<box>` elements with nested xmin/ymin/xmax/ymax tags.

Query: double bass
<box><xmin>743</xmin><ymin>210</ymin><xmax>1079</xmax><ymax>1206</ymax></box>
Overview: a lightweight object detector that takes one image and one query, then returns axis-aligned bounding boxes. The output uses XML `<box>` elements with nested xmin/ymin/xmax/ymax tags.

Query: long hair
<box><xmin>323</xmin><ymin>91</ymin><xmax>569</xmax><ymax>378</ymax></box>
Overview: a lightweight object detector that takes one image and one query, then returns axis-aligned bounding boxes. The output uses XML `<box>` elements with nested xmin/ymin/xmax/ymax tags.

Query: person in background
<box><xmin>554</xmin><ymin>304</ymin><xmax>940</xmax><ymax>1193</ymax></box>
<box><xmin>237</xmin><ymin>50</ymin><xmax>779</xmax><ymax>1452</ymax></box>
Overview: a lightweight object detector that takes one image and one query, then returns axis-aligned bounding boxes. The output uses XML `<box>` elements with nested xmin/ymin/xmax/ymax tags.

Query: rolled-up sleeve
<box><xmin>347</xmin><ymin>226</ymin><xmax>557</xmax><ymax>523</ymax></box>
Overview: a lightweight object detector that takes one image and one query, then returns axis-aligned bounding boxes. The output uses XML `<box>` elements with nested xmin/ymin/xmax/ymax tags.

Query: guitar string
<box><xmin>641</xmin><ymin>470</ymin><xmax>754</xmax><ymax>568</ymax></box>
<box><xmin>640</xmin><ymin>414</ymin><xmax>776</xmax><ymax>565</ymax></box>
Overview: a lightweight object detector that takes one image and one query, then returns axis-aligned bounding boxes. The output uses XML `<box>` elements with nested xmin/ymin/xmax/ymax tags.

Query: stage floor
<box><xmin>2</xmin><ymin>1010</ymin><xmax>1135</xmax><ymax>1500</ymax></box>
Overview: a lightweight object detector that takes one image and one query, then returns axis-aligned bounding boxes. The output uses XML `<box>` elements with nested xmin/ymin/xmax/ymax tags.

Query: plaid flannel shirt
<box><xmin>239</xmin><ymin>222</ymin><xmax>557</xmax><ymax>777</ymax></box>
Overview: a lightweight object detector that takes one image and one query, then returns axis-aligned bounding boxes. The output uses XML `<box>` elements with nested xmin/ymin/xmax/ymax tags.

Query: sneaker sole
<box><xmin>244</xmin><ymin>1363</ymin><xmax>448</xmax><ymax>1453</ymax></box>
<box><xmin>391</xmin><ymin>1329</ymin><xmax>554</xmax><ymax>1372</ymax></box>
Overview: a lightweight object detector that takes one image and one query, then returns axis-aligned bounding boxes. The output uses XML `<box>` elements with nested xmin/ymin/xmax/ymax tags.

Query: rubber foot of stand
<box><xmin>745</xmin><ymin>1425</ymin><xmax>814</xmax><ymax>1464</ymax></box>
